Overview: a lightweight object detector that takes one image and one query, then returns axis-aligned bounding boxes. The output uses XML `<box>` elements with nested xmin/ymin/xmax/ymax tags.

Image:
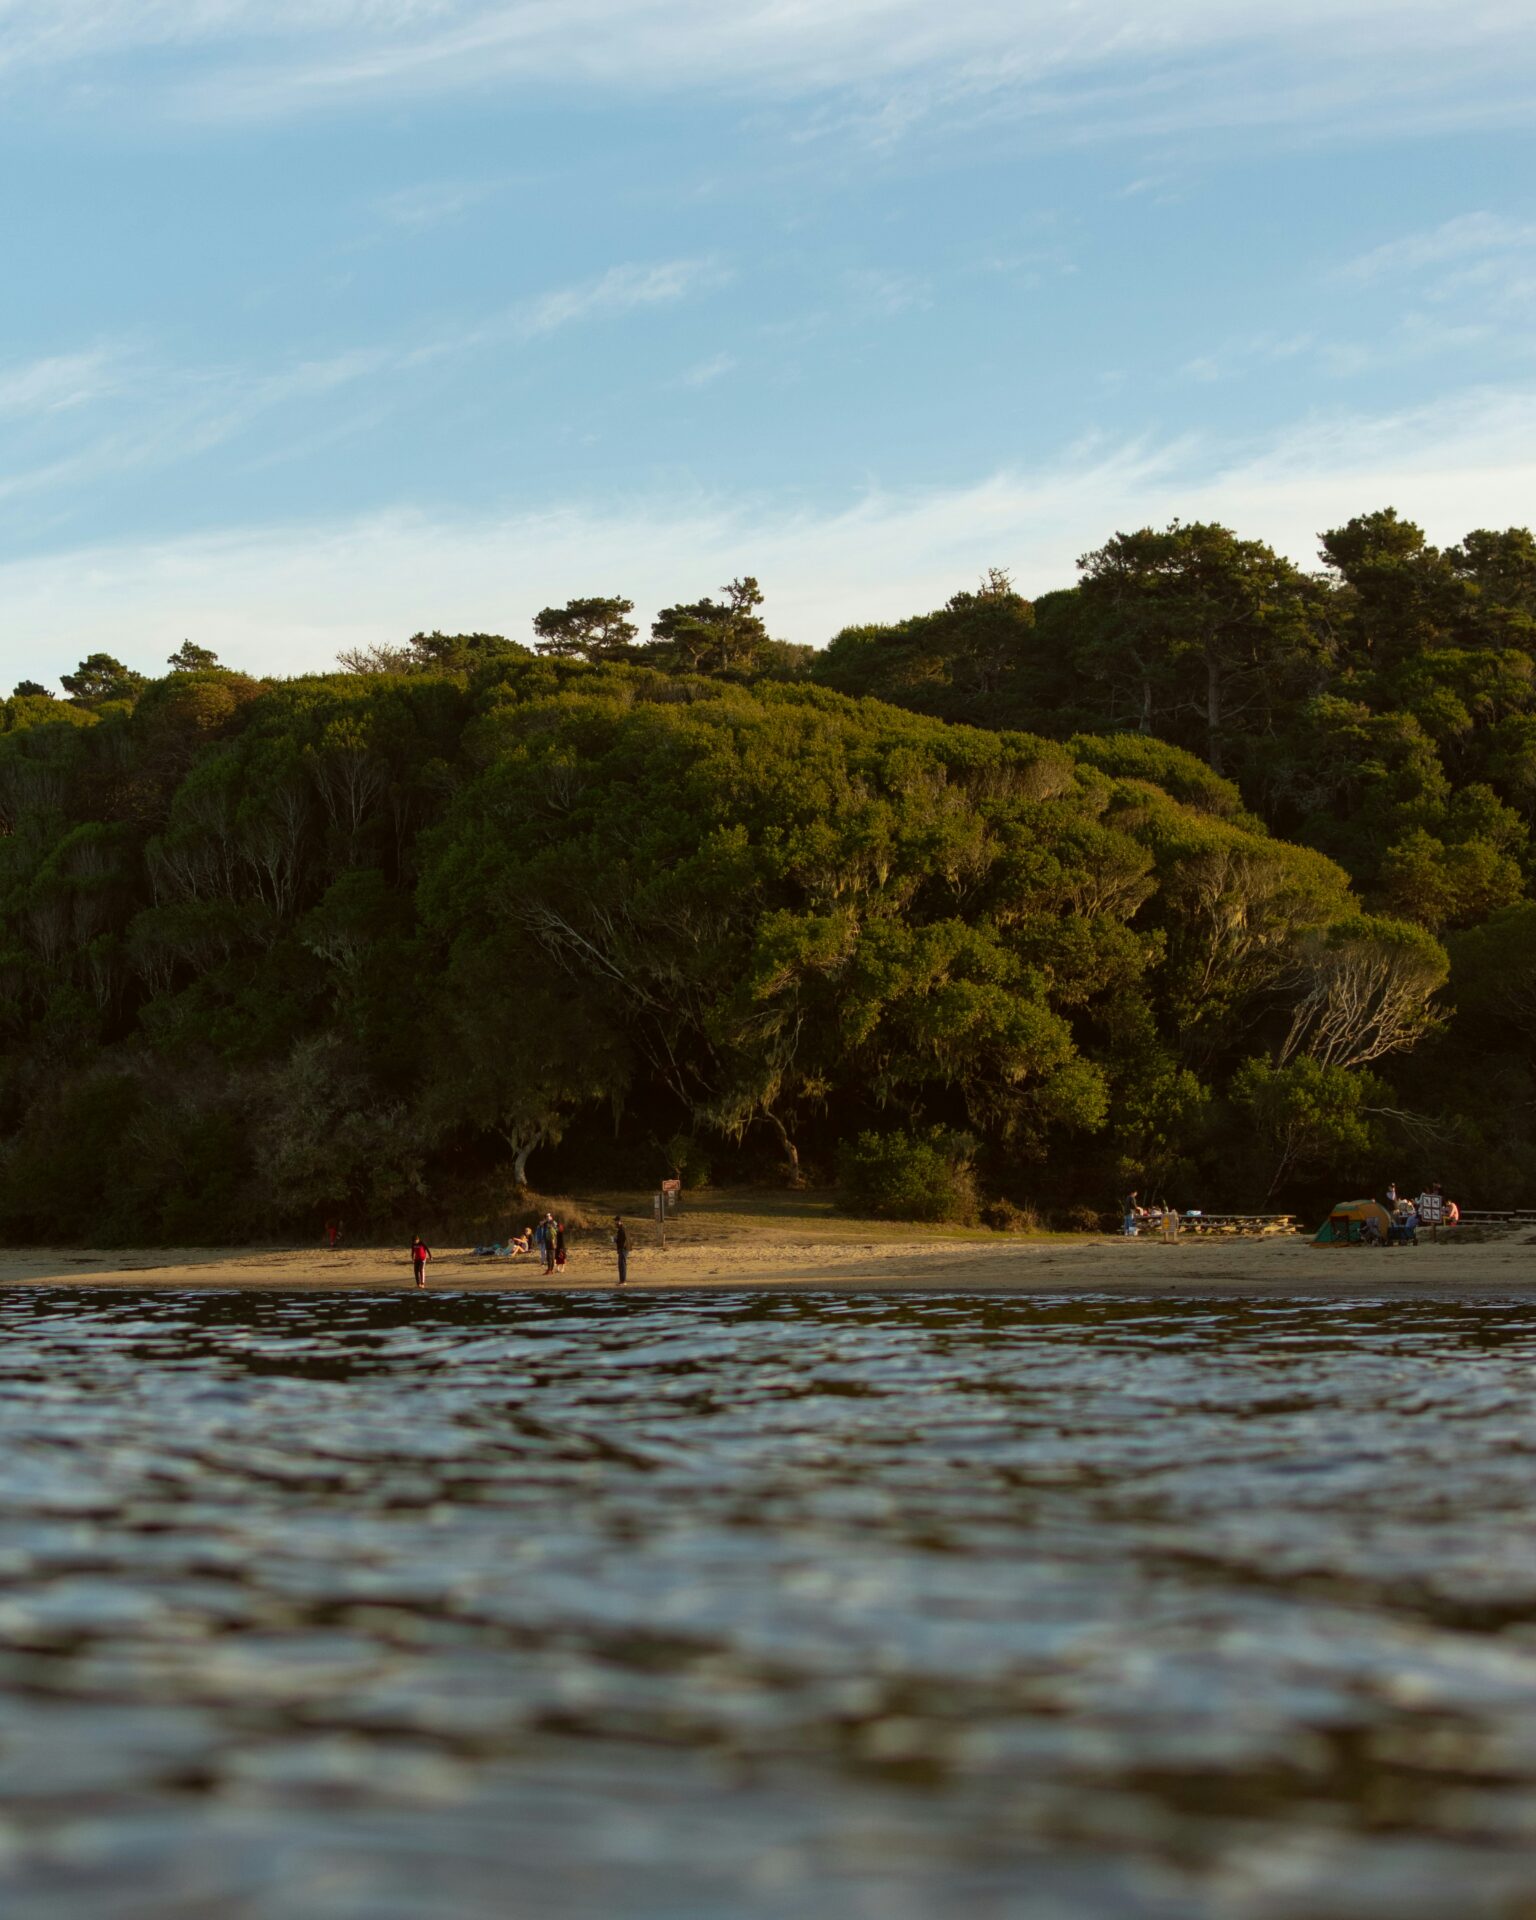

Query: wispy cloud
<box><xmin>1345</xmin><ymin>212</ymin><xmax>1536</xmax><ymax>282</ymax></box>
<box><xmin>511</xmin><ymin>259</ymin><xmax>724</xmax><ymax>342</ymax></box>
<box><xmin>673</xmin><ymin>352</ymin><xmax>737</xmax><ymax>390</ymax></box>
<box><xmin>1180</xmin><ymin>332</ymin><xmax>1317</xmax><ymax>384</ymax></box>
<box><xmin>0</xmin><ymin>346</ymin><xmax>127</xmax><ymax>418</ymax></box>
<box><xmin>7</xmin><ymin>381</ymin><xmax>1535</xmax><ymax>682</ymax></box>
<box><xmin>377</xmin><ymin>180</ymin><xmax>493</xmax><ymax>230</ymax></box>
<box><xmin>844</xmin><ymin>268</ymin><xmax>932</xmax><ymax>316</ymax></box>
<box><xmin>1</xmin><ymin>1</ymin><xmax>1532</xmax><ymax>147</ymax></box>
<box><xmin>0</xmin><ymin>258</ymin><xmax>721</xmax><ymax>509</ymax></box>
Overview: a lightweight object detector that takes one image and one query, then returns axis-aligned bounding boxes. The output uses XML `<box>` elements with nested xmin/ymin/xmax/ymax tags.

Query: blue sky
<box><xmin>3</xmin><ymin>1</ymin><xmax>1536</xmax><ymax>682</ymax></box>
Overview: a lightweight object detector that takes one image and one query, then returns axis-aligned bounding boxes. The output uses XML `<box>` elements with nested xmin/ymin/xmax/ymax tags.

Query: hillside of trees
<box><xmin>1</xmin><ymin>508</ymin><xmax>1530</xmax><ymax>1242</ymax></box>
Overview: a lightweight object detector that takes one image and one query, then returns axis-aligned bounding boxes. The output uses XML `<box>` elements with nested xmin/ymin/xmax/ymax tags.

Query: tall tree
<box><xmin>1075</xmin><ymin>522</ymin><xmax>1326</xmax><ymax>776</ymax></box>
<box><xmin>167</xmin><ymin>641</ymin><xmax>221</xmax><ymax>672</ymax></box>
<box><xmin>532</xmin><ymin>596</ymin><xmax>638</xmax><ymax>662</ymax></box>
<box><xmin>815</xmin><ymin>569</ymin><xmax>1037</xmax><ymax>720</ymax></box>
<box><xmin>61</xmin><ymin>654</ymin><xmax>146</xmax><ymax>708</ymax></box>
<box><xmin>650</xmin><ymin>577</ymin><xmax>769</xmax><ymax>674</ymax></box>
<box><xmin>1320</xmin><ymin>509</ymin><xmax>1469</xmax><ymax>669</ymax></box>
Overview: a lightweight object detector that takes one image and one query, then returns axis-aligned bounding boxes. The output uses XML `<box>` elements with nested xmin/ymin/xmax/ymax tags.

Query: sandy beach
<box><xmin>1</xmin><ymin>1192</ymin><xmax>1531</xmax><ymax>1295</ymax></box>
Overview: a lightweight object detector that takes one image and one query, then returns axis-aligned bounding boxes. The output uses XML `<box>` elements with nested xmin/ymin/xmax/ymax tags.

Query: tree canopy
<box><xmin>2</xmin><ymin>508</ymin><xmax>1529</xmax><ymax>1241</ymax></box>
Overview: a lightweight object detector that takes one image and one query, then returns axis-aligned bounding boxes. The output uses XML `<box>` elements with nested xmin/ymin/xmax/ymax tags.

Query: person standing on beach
<box><xmin>554</xmin><ymin>1220</ymin><xmax>567</xmax><ymax>1272</ymax></box>
<box><xmin>539</xmin><ymin>1213</ymin><xmax>556</xmax><ymax>1274</ymax></box>
<box><xmin>613</xmin><ymin>1215</ymin><xmax>628</xmax><ymax>1286</ymax></box>
<box><xmin>411</xmin><ymin>1236</ymin><xmax>432</xmax><ymax>1288</ymax></box>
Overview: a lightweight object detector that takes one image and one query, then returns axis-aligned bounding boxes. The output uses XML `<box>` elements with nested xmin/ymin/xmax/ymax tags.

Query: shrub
<box><xmin>1056</xmin><ymin>1203</ymin><xmax>1110</xmax><ymax>1233</ymax></box>
<box><xmin>981</xmin><ymin>1197</ymin><xmax>1039</xmax><ymax>1233</ymax></box>
<box><xmin>836</xmin><ymin>1127</ymin><xmax>979</xmax><ymax>1224</ymax></box>
<box><xmin>518</xmin><ymin>1193</ymin><xmax>600</xmax><ymax>1231</ymax></box>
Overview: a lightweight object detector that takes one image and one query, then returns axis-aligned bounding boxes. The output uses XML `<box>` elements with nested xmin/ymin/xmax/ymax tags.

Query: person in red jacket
<box><xmin>410</xmin><ymin>1236</ymin><xmax>432</xmax><ymax>1289</ymax></box>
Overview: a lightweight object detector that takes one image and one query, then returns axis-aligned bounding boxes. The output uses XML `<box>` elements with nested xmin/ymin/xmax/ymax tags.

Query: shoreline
<box><xmin>2</xmin><ymin>1229</ymin><xmax>1532</xmax><ymax>1297</ymax></box>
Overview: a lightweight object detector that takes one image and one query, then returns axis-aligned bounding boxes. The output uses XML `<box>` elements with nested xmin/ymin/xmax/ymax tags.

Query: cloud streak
<box><xmin>0</xmin><ymin>346</ymin><xmax>128</xmax><ymax>419</ymax></box>
<box><xmin>1345</xmin><ymin>212</ymin><xmax>1536</xmax><ymax>282</ymax></box>
<box><xmin>0</xmin><ymin>258</ymin><xmax>719</xmax><ymax>509</ymax></box>
<box><xmin>1</xmin><ymin>1</ymin><xmax>1532</xmax><ymax>142</ymax></box>
<box><xmin>7</xmin><ymin>381</ymin><xmax>1535</xmax><ymax>684</ymax></box>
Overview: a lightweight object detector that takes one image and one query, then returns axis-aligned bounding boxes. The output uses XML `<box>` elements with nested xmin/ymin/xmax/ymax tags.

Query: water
<box><xmin>2</xmin><ymin>1289</ymin><xmax>1536</xmax><ymax>1919</ymax></box>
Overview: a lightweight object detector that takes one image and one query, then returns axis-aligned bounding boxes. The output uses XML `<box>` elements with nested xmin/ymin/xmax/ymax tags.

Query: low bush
<box><xmin>981</xmin><ymin>1197</ymin><xmax>1039</xmax><ymax>1233</ymax></box>
<box><xmin>836</xmin><ymin>1127</ymin><xmax>979</xmax><ymax>1224</ymax></box>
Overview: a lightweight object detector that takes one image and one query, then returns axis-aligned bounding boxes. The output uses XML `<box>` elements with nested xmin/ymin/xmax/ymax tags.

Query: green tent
<box><xmin>1313</xmin><ymin>1199</ymin><xmax>1392</xmax><ymax>1245</ymax></box>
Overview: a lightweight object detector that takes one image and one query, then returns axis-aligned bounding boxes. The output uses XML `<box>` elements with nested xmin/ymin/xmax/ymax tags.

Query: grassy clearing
<box><xmin>559</xmin><ymin>1187</ymin><xmax>1089</xmax><ymax>1249</ymax></box>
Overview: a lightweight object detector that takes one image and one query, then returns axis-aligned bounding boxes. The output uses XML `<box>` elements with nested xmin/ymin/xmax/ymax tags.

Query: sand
<box><xmin>0</xmin><ymin>1194</ymin><xmax>1531</xmax><ymax>1296</ymax></box>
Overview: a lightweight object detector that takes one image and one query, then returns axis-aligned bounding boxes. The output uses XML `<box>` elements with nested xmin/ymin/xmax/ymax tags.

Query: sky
<box><xmin>3</xmin><ymin>1</ymin><xmax>1536</xmax><ymax>683</ymax></box>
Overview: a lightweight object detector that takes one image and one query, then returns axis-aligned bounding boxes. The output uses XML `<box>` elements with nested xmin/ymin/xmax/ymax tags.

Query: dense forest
<box><xmin>2</xmin><ymin>507</ymin><xmax>1531</xmax><ymax>1242</ymax></box>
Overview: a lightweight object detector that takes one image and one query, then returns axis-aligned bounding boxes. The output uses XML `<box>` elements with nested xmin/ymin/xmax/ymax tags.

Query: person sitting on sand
<box><xmin>509</xmin><ymin>1229</ymin><xmax>531</xmax><ymax>1258</ymax></box>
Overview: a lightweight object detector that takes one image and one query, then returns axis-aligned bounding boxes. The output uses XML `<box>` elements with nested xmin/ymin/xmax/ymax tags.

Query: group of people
<box><xmin>413</xmin><ymin>1214</ymin><xmax>630</xmax><ymax>1286</ymax></box>
<box><xmin>1362</xmin><ymin>1183</ymin><xmax>1460</xmax><ymax>1247</ymax></box>
<box><xmin>1120</xmin><ymin>1181</ymin><xmax>1464</xmax><ymax>1246</ymax></box>
<box><xmin>1120</xmin><ymin>1191</ymin><xmax>1180</xmax><ymax>1238</ymax></box>
<box><xmin>536</xmin><ymin>1214</ymin><xmax>566</xmax><ymax>1273</ymax></box>
<box><xmin>468</xmin><ymin>1215</ymin><xmax>566</xmax><ymax>1266</ymax></box>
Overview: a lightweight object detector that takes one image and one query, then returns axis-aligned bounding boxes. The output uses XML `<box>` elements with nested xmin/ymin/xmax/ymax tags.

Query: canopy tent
<box><xmin>1313</xmin><ymin>1199</ymin><xmax>1393</xmax><ymax>1245</ymax></box>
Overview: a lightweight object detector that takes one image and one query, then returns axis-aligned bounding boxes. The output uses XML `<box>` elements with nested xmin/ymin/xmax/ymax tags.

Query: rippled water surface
<box><xmin>4</xmin><ymin>1288</ymin><xmax>1536</xmax><ymax>1918</ymax></box>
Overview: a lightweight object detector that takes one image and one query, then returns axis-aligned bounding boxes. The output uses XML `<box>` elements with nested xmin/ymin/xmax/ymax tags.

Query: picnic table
<box><xmin>1173</xmin><ymin>1212</ymin><xmax>1297</xmax><ymax>1237</ymax></box>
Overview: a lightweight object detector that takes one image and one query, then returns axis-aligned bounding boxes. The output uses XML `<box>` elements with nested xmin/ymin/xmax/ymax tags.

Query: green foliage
<box><xmin>1073</xmin><ymin>522</ymin><xmax>1328</xmax><ymax>777</ymax></box>
<box><xmin>532</xmin><ymin>596</ymin><xmax>638</xmax><ymax>662</ymax></box>
<box><xmin>836</xmin><ymin>1126</ymin><xmax>980</xmax><ymax>1223</ymax></box>
<box><xmin>61</xmin><ymin>653</ymin><xmax>146</xmax><ymax>708</ymax></box>
<box><xmin>168</xmin><ymin>641</ymin><xmax>221</xmax><ymax>672</ymax></box>
<box><xmin>6</xmin><ymin>504</ymin><xmax>1534</xmax><ymax>1241</ymax></box>
<box><xmin>648</xmin><ymin>577</ymin><xmax>771</xmax><ymax>674</ymax></box>
<box><xmin>1231</xmin><ymin>1056</ymin><xmax>1387</xmax><ymax>1200</ymax></box>
<box><xmin>816</xmin><ymin>570</ymin><xmax>1036</xmax><ymax>721</ymax></box>
<box><xmin>337</xmin><ymin>631</ymin><xmax>532</xmax><ymax>677</ymax></box>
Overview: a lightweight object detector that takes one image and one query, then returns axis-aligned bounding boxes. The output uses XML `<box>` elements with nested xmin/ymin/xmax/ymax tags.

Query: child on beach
<box><xmin>410</xmin><ymin>1236</ymin><xmax>432</xmax><ymax>1288</ymax></box>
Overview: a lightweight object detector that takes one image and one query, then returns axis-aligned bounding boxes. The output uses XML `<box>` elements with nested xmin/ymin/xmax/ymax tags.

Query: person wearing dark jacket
<box><xmin>613</xmin><ymin>1216</ymin><xmax>628</xmax><ymax>1286</ymax></box>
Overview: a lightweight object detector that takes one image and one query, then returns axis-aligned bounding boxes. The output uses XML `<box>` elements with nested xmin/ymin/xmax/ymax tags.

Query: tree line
<box><xmin>0</xmin><ymin>507</ymin><xmax>1528</xmax><ymax>1241</ymax></box>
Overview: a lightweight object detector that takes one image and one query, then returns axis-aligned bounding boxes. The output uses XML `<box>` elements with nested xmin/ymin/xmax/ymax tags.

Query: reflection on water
<box><xmin>2</xmin><ymin>1289</ymin><xmax>1536</xmax><ymax>1917</ymax></box>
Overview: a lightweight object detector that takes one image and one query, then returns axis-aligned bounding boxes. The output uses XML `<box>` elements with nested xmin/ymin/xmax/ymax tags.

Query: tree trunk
<box><xmin>1205</xmin><ymin>651</ymin><xmax>1224</xmax><ymax>775</ymax></box>
<box><xmin>504</xmin><ymin>1133</ymin><xmax>536</xmax><ymax>1191</ymax></box>
<box><xmin>761</xmin><ymin>1111</ymin><xmax>804</xmax><ymax>1188</ymax></box>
